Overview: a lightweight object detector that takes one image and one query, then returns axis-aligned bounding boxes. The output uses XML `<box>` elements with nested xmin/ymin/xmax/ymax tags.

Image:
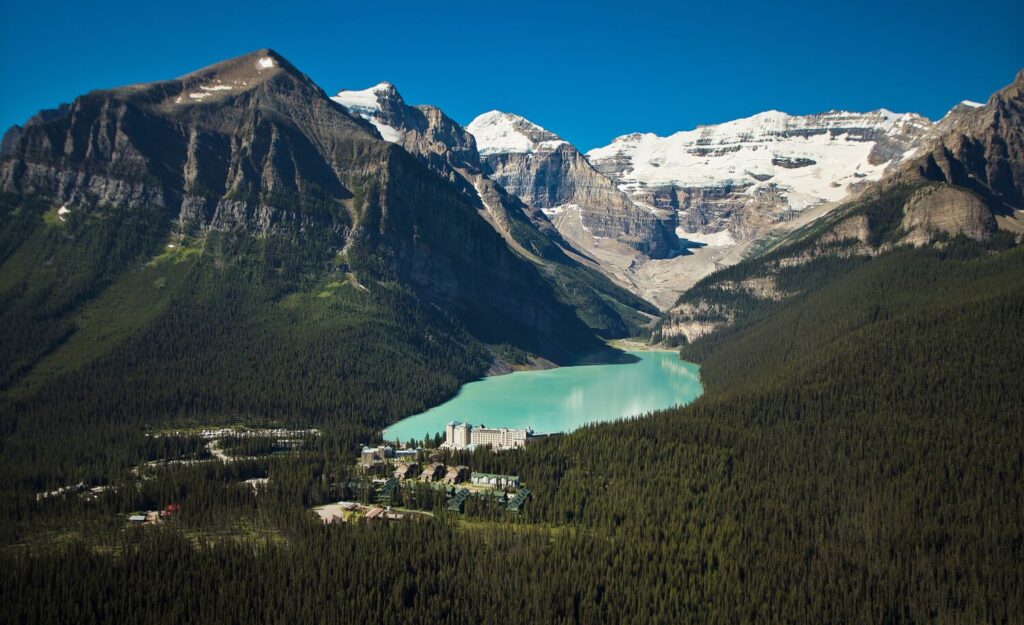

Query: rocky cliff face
<box><xmin>0</xmin><ymin>49</ymin><xmax>606</xmax><ymax>362</ymax></box>
<box><xmin>467</xmin><ymin>111</ymin><xmax>677</xmax><ymax>259</ymax></box>
<box><xmin>331</xmin><ymin>83</ymin><xmax>659</xmax><ymax>336</ymax></box>
<box><xmin>892</xmin><ymin>70</ymin><xmax>1024</xmax><ymax>215</ymax></box>
<box><xmin>1</xmin><ymin>50</ymin><xmax>370</xmax><ymax>235</ymax></box>
<box><xmin>457</xmin><ymin>106</ymin><xmax>947</xmax><ymax>308</ymax></box>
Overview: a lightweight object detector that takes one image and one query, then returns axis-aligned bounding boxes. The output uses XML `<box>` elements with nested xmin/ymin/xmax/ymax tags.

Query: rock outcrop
<box><xmin>892</xmin><ymin>70</ymin><xmax>1024</xmax><ymax>214</ymax></box>
<box><xmin>899</xmin><ymin>184</ymin><xmax>995</xmax><ymax>246</ymax></box>
<box><xmin>467</xmin><ymin>111</ymin><xmax>678</xmax><ymax>259</ymax></box>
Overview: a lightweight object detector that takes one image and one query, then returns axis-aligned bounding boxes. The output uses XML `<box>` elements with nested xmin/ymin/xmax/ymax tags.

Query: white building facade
<box><xmin>443</xmin><ymin>422</ymin><xmax>531</xmax><ymax>450</ymax></box>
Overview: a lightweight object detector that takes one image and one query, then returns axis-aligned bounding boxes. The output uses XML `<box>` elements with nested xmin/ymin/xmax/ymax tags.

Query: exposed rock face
<box><xmin>587</xmin><ymin>109</ymin><xmax>934</xmax><ymax>244</ymax></box>
<box><xmin>0</xmin><ymin>49</ymin><xmax>606</xmax><ymax>362</ymax></box>
<box><xmin>467</xmin><ymin>111</ymin><xmax>677</xmax><ymax>258</ymax></box>
<box><xmin>899</xmin><ymin>184</ymin><xmax>995</xmax><ymax>246</ymax></box>
<box><xmin>1</xmin><ymin>50</ymin><xmax>368</xmax><ymax>236</ymax></box>
<box><xmin>0</xmin><ymin>104</ymin><xmax>71</xmax><ymax>157</ymax></box>
<box><xmin>331</xmin><ymin>83</ymin><xmax>658</xmax><ymax>336</ymax></box>
<box><xmin>893</xmin><ymin>71</ymin><xmax>1024</xmax><ymax>214</ymax></box>
<box><xmin>658</xmin><ymin>68</ymin><xmax>1024</xmax><ymax>340</ymax></box>
<box><xmin>820</xmin><ymin>214</ymin><xmax>870</xmax><ymax>246</ymax></box>
<box><xmin>659</xmin><ymin>176</ymin><xmax>1006</xmax><ymax>346</ymax></box>
<box><xmin>334</xmin><ymin>83</ymin><xmax>479</xmax><ymax>176</ymax></box>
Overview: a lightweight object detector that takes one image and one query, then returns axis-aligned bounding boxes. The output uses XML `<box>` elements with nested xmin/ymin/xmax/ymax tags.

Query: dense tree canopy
<box><xmin>1</xmin><ymin>190</ymin><xmax>1022</xmax><ymax>623</ymax></box>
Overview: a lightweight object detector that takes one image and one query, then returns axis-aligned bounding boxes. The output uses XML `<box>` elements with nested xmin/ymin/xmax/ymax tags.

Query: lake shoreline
<box><xmin>606</xmin><ymin>338</ymin><xmax>677</xmax><ymax>352</ymax></box>
<box><xmin>383</xmin><ymin>350</ymin><xmax>702</xmax><ymax>443</ymax></box>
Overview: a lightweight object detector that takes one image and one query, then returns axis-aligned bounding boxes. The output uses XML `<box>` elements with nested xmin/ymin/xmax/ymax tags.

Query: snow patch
<box><xmin>960</xmin><ymin>100</ymin><xmax>984</xmax><ymax>108</ymax></box>
<box><xmin>369</xmin><ymin>119</ymin><xmax>401</xmax><ymax>143</ymax></box>
<box><xmin>676</xmin><ymin>228</ymin><xmax>736</xmax><ymax>247</ymax></box>
<box><xmin>331</xmin><ymin>83</ymin><xmax>402</xmax><ymax>143</ymax></box>
<box><xmin>257</xmin><ymin>57</ymin><xmax>275</xmax><ymax>70</ymax></box>
<box><xmin>542</xmin><ymin>203</ymin><xmax>578</xmax><ymax>217</ymax></box>
<box><xmin>331</xmin><ymin>83</ymin><xmax>393</xmax><ymax>114</ymax></box>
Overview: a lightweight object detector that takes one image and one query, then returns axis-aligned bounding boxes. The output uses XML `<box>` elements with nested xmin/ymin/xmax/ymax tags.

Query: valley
<box><xmin>0</xmin><ymin>27</ymin><xmax>1021</xmax><ymax>625</ymax></box>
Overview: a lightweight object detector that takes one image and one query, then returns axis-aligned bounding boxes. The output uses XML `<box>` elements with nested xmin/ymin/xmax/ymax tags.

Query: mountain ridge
<box><xmin>0</xmin><ymin>47</ymin><xmax>619</xmax><ymax>412</ymax></box>
<box><xmin>655</xmin><ymin>69</ymin><xmax>1024</xmax><ymax>346</ymax></box>
<box><xmin>331</xmin><ymin>80</ymin><xmax>659</xmax><ymax>337</ymax></box>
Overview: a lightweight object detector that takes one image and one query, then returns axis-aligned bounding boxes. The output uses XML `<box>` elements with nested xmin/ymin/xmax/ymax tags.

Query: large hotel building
<box><xmin>443</xmin><ymin>421</ymin><xmax>532</xmax><ymax>450</ymax></box>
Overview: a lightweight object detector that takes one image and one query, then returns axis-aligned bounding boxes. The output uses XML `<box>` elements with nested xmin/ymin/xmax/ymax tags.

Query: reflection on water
<box><xmin>383</xmin><ymin>351</ymin><xmax>702</xmax><ymax>442</ymax></box>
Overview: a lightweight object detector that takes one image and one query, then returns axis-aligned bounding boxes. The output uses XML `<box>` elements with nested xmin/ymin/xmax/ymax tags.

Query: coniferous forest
<box><xmin>1</xmin><ymin>208</ymin><xmax>1021</xmax><ymax>623</ymax></box>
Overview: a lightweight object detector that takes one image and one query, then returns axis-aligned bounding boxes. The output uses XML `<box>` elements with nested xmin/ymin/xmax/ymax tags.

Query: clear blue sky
<box><xmin>2</xmin><ymin>0</ymin><xmax>1022</xmax><ymax>151</ymax></box>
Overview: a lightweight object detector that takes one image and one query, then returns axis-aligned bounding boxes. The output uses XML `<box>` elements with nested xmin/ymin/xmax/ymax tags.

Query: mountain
<box><xmin>463</xmin><ymin>107</ymin><xmax>946</xmax><ymax>308</ymax></box>
<box><xmin>0</xmin><ymin>49</ymin><xmax>620</xmax><ymax>454</ymax></box>
<box><xmin>891</xmin><ymin>70</ymin><xmax>1024</xmax><ymax>225</ymax></box>
<box><xmin>587</xmin><ymin>109</ymin><xmax>933</xmax><ymax>241</ymax></box>
<box><xmin>655</xmin><ymin>71</ymin><xmax>1024</xmax><ymax>346</ymax></box>
<box><xmin>331</xmin><ymin>84</ymin><xmax>659</xmax><ymax>337</ymax></box>
<box><xmin>467</xmin><ymin>112</ymin><xmax>678</xmax><ymax>251</ymax></box>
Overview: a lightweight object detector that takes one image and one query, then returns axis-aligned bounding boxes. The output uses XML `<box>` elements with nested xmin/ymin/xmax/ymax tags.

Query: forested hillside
<box><xmin>2</xmin><ymin>224</ymin><xmax>1020</xmax><ymax>624</ymax></box>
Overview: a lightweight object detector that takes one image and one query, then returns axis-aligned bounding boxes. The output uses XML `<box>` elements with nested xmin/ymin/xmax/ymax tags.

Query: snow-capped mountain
<box><xmin>329</xmin><ymin>83</ymin><xmax>659</xmax><ymax>336</ymax></box>
<box><xmin>331</xmin><ymin>82</ymin><xmax>403</xmax><ymax>142</ymax></box>
<box><xmin>466</xmin><ymin>111</ymin><xmax>567</xmax><ymax>155</ymax></box>
<box><xmin>587</xmin><ymin>109</ymin><xmax>934</xmax><ymax>243</ymax></box>
<box><xmin>467</xmin><ymin>111</ymin><xmax>677</xmax><ymax>259</ymax></box>
<box><xmin>331</xmin><ymin>85</ymin><xmax>1008</xmax><ymax>311</ymax></box>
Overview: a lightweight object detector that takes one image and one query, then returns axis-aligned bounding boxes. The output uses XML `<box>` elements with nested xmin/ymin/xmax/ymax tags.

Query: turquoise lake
<box><xmin>383</xmin><ymin>350</ymin><xmax>702</xmax><ymax>442</ymax></box>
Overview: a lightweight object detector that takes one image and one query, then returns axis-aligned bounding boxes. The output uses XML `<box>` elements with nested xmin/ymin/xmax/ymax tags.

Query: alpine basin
<box><xmin>383</xmin><ymin>350</ymin><xmax>702</xmax><ymax>443</ymax></box>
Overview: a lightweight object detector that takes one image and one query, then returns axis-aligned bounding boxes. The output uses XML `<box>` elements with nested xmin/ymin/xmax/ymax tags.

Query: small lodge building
<box><xmin>442</xmin><ymin>465</ymin><xmax>470</xmax><ymax>485</ymax></box>
<box><xmin>364</xmin><ymin>506</ymin><xmax>404</xmax><ymax>522</ymax></box>
<box><xmin>419</xmin><ymin>462</ymin><xmax>445</xmax><ymax>482</ymax></box>
<box><xmin>394</xmin><ymin>462</ymin><xmax>420</xmax><ymax>480</ymax></box>
<box><xmin>470</xmin><ymin>472</ymin><xmax>520</xmax><ymax>489</ymax></box>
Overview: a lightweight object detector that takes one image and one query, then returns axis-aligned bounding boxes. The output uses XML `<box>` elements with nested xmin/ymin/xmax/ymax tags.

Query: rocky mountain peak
<box><xmin>466</xmin><ymin>111</ymin><xmax>566</xmax><ymax>156</ymax></box>
<box><xmin>586</xmin><ymin>107</ymin><xmax>934</xmax><ymax>232</ymax></box>
<box><xmin>330</xmin><ymin>82</ymin><xmax>408</xmax><ymax>142</ymax></box>
<box><xmin>332</xmin><ymin>82</ymin><xmax>402</xmax><ymax>113</ymax></box>
<box><xmin>141</xmin><ymin>48</ymin><xmax>326</xmax><ymax>109</ymax></box>
<box><xmin>892</xmin><ymin>68</ymin><xmax>1024</xmax><ymax>213</ymax></box>
<box><xmin>467</xmin><ymin>111</ymin><xmax>678</xmax><ymax>270</ymax></box>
